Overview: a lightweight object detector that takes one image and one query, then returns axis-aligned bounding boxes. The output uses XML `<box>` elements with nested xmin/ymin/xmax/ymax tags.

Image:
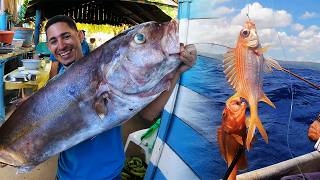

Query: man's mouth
<box><xmin>59</xmin><ymin>50</ymin><xmax>71</xmax><ymax>57</ymax></box>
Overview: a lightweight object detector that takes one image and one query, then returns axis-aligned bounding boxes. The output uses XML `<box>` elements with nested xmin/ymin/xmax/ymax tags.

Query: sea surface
<box><xmin>179</xmin><ymin>54</ymin><xmax>320</xmax><ymax>176</ymax></box>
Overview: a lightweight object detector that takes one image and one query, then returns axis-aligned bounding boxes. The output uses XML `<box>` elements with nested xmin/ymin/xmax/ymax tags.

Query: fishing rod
<box><xmin>223</xmin><ymin>145</ymin><xmax>245</xmax><ymax>180</ymax></box>
<box><xmin>272</xmin><ymin>61</ymin><xmax>320</xmax><ymax>90</ymax></box>
<box><xmin>193</xmin><ymin>43</ymin><xmax>320</xmax><ymax>90</ymax></box>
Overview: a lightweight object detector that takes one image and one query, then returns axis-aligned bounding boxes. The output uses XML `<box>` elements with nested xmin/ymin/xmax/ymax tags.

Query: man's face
<box><xmin>46</xmin><ymin>22</ymin><xmax>83</xmax><ymax>66</ymax></box>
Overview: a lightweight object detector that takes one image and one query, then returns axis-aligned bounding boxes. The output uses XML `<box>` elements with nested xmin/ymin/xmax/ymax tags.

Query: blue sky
<box><xmin>183</xmin><ymin>0</ymin><xmax>320</xmax><ymax>62</ymax></box>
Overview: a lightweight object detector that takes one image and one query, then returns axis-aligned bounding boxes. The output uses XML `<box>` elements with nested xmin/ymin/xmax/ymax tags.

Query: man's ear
<box><xmin>78</xmin><ymin>30</ymin><xmax>84</xmax><ymax>42</ymax></box>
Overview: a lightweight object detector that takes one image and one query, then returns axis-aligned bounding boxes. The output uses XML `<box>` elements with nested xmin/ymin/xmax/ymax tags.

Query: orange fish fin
<box><xmin>246</xmin><ymin>106</ymin><xmax>269</xmax><ymax>150</ymax></box>
<box><xmin>246</xmin><ymin>119</ymin><xmax>256</xmax><ymax>150</ymax></box>
<box><xmin>223</xmin><ymin>49</ymin><xmax>238</xmax><ymax>89</ymax></box>
<box><xmin>255</xmin><ymin>115</ymin><xmax>269</xmax><ymax>144</ymax></box>
<box><xmin>256</xmin><ymin>45</ymin><xmax>271</xmax><ymax>54</ymax></box>
<box><xmin>260</xmin><ymin>93</ymin><xmax>276</xmax><ymax>109</ymax></box>
<box><xmin>217</xmin><ymin>127</ymin><xmax>227</xmax><ymax>161</ymax></box>
<box><xmin>245</xmin><ymin>116</ymin><xmax>250</xmax><ymax>128</ymax></box>
<box><xmin>265</xmin><ymin>57</ymin><xmax>283</xmax><ymax>72</ymax></box>
<box><xmin>231</xmin><ymin>134</ymin><xmax>244</xmax><ymax>145</ymax></box>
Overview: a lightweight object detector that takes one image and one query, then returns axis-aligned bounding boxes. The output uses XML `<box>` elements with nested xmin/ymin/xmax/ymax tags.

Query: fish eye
<box><xmin>241</xmin><ymin>29</ymin><xmax>250</xmax><ymax>38</ymax></box>
<box><xmin>134</xmin><ymin>33</ymin><xmax>146</xmax><ymax>44</ymax></box>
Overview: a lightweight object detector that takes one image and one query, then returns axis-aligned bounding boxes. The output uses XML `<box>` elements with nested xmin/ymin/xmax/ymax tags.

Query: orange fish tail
<box><xmin>246</xmin><ymin>104</ymin><xmax>269</xmax><ymax>150</ymax></box>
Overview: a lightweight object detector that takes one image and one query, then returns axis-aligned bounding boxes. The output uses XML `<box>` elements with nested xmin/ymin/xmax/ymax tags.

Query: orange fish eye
<box><xmin>241</xmin><ymin>29</ymin><xmax>250</xmax><ymax>38</ymax></box>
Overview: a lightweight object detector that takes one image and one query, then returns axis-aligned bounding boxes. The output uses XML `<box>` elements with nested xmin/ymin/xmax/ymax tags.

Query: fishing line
<box><xmin>193</xmin><ymin>43</ymin><xmax>320</xmax><ymax>90</ymax></box>
<box><xmin>246</xmin><ymin>0</ymin><xmax>251</xmax><ymax>20</ymax></box>
<box><xmin>271</xmin><ymin>1</ymin><xmax>305</xmax><ymax>178</ymax></box>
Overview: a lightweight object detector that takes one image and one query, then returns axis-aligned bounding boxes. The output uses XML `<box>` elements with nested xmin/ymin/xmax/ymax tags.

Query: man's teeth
<box><xmin>60</xmin><ymin>51</ymin><xmax>71</xmax><ymax>57</ymax></box>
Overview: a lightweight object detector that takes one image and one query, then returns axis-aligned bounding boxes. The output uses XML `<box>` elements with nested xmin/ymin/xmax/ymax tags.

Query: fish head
<box><xmin>238</xmin><ymin>20</ymin><xmax>259</xmax><ymax>48</ymax></box>
<box><xmin>106</xmin><ymin>20</ymin><xmax>180</xmax><ymax>96</ymax></box>
<box><xmin>222</xmin><ymin>97</ymin><xmax>247</xmax><ymax>134</ymax></box>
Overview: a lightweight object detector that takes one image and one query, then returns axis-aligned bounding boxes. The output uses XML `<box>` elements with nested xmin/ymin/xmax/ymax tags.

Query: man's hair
<box><xmin>45</xmin><ymin>15</ymin><xmax>78</xmax><ymax>34</ymax></box>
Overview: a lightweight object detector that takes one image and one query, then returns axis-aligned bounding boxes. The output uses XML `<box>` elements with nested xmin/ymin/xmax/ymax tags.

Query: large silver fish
<box><xmin>0</xmin><ymin>21</ymin><xmax>181</xmax><ymax>172</ymax></box>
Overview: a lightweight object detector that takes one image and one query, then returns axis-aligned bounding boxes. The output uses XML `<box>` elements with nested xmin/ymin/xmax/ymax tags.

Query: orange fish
<box><xmin>217</xmin><ymin>96</ymin><xmax>247</xmax><ymax>180</ymax></box>
<box><xmin>223</xmin><ymin>20</ymin><xmax>276</xmax><ymax>149</ymax></box>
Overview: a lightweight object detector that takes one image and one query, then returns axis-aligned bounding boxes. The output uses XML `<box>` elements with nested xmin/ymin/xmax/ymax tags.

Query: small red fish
<box><xmin>217</xmin><ymin>96</ymin><xmax>247</xmax><ymax>180</ymax></box>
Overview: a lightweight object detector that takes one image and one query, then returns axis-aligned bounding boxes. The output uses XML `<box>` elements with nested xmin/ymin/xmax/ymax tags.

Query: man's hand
<box><xmin>178</xmin><ymin>44</ymin><xmax>197</xmax><ymax>74</ymax></box>
<box><xmin>138</xmin><ymin>44</ymin><xmax>197</xmax><ymax>121</ymax></box>
<box><xmin>308</xmin><ymin>120</ymin><xmax>320</xmax><ymax>141</ymax></box>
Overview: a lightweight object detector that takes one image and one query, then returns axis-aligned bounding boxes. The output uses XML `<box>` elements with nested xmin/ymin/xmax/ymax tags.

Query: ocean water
<box><xmin>180</xmin><ymin>55</ymin><xmax>320</xmax><ymax>175</ymax></box>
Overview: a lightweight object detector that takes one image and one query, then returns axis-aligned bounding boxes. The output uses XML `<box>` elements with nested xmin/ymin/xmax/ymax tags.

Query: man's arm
<box><xmin>139</xmin><ymin>44</ymin><xmax>197</xmax><ymax>121</ymax></box>
<box><xmin>308</xmin><ymin>120</ymin><xmax>320</xmax><ymax>141</ymax></box>
<box><xmin>50</xmin><ymin>61</ymin><xmax>59</xmax><ymax>79</ymax></box>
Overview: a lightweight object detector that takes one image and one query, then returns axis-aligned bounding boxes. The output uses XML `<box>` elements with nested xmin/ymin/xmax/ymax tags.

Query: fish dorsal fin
<box><xmin>260</xmin><ymin>93</ymin><xmax>275</xmax><ymax>108</ymax></box>
<box><xmin>265</xmin><ymin>57</ymin><xmax>282</xmax><ymax>72</ymax></box>
<box><xmin>223</xmin><ymin>49</ymin><xmax>238</xmax><ymax>89</ymax></box>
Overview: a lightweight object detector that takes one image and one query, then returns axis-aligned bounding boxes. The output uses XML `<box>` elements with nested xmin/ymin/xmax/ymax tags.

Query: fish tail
<box><xmin>246</xmin><ymin>104</ymin><xmax>269</xmax><ymax>150</ymax></box>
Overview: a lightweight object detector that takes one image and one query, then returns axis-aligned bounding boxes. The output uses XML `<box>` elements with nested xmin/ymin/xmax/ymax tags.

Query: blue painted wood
<box><xmin>178</xmin><ymin>0</ymin><xmax>192</xmax><ymax>19</ymax></box>
<box><xmin>0</xmin><ymin>13</ymin><xmax>7</xmax><ymax>30</ymax></box>
<box><xmin>0</xmin><ymin>61</ymin><xmax>5</xmax><ymax>124</ymax></box>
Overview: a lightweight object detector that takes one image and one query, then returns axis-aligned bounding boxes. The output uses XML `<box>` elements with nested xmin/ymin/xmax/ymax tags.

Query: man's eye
<box><xmin>64</xmin><ymin>34</ymin><xmax>71</xmax><ymax>39</ymax></box>
<box><xmin>49</xmin><ymin>40</ymin><xmax>57</xmax><ymax>45</ymax></box>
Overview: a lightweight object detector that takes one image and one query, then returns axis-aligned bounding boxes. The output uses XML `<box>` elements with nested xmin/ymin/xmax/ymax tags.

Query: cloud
<box><xmin>291</xmin><ymin>23</ymin><xmax>304</xmax><ymax>31</ymax></box>
<box><xmin>213</xmin><ymin>6</ymin><xmax>235</xmax><ymax>16</ymax></box>
<box><xmin>300</xmin><ymin>11</ymin><xmax>318</xmax><ymax>19</ymax></box>
<box><xmin>184</xmin><ymin>2</ymin><xmax>319</xmax><ymax>62</ymax></box>
<box><xmin>298</xmin><ymin>25</ymin><xmax>319</xmax><ymax>38</ymax></box>
<box><xmin>231</xmin><ymin>2</ymin><xmax>292</xmax><ymax>28</ymax></box>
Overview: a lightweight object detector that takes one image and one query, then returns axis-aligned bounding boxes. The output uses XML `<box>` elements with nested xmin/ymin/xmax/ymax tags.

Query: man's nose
<box><xmin>57</xmin><ymin>39</ymin><xmax>67</xmax><ymax>50</ymax></box>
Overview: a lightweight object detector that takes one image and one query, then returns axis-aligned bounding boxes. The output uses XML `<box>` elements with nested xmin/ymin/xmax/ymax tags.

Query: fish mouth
<box><xmin>247</xmin><ymin>39</ymin><xmax>259</xmax><ymax>48</ymax></box>
<box><xmin>162</xmin><ymin>20</ymin><xmax>180</xmax><ymax>56</ymax></box>
<box><xmin>226</xmin><ymin>97</ymin><xmax>246</xmax><ymax>113</ymax></box>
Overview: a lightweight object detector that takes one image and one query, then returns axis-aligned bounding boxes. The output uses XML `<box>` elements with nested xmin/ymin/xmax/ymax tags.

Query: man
<box><xmin>308</xmin><ymin>114</ymin><xmax>320</xmax><ymax>151</ymax></box>
<box><xmin>45</xmin><ymin>15</ymin><xmax>197</xmax><ymax>180</ymax></box>
<box><xmin>48</xmin><ymin>30</ymin><xmax>90</xmax><ymax>78</ymax></box>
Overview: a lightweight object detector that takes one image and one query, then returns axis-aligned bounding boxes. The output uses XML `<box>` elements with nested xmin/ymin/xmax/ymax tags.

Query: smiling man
<box><xmin>44</xmin><ymin>15</ymin><xmax>197</xmax><ymax>180</ymax></box>
<box><xmin>46</xmin><ymin>17</ymin><xmax>83</xmax><ymax>69</ymax></box>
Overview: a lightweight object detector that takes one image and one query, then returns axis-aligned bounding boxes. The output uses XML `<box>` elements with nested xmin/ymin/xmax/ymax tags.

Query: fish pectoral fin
<box><xmin>260</xmin><ymin>93</ymin><xmax>275</xmax><ymax>109</ymax></box>
<box><xmin>265</xmin><ymin>57</ymin><xmax>283</xmax><ymax>71</ymax></box>
<box><xmin>94</xmin><ymin>92</ymin><xmax>109</xmax><ymax>120</ymax></box>
<box><xmin>231</xmin><ymin>134</ymin><xmax>244</xmax><ymax>145</ymax></box>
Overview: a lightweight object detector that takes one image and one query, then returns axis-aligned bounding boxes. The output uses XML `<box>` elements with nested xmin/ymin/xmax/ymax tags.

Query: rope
<box><xmin>271</xmin><ymin>0</ymin><xmax>305</xmax><ymax>178</ymax></box>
